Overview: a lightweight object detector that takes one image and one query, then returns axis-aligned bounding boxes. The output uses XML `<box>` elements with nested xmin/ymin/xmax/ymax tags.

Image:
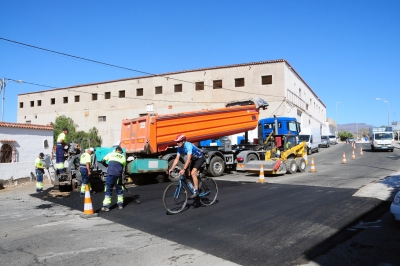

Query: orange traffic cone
<box><xmin>80</xmin><ymin>184</ymin><xmax>98</xmax><ymax>218</ymax></box>
<box><xmin>352</xmin><ymin>149</ymin><xmax>356</xmax><ymax>160</ymax></box>
<box><xmin>360</xmin><ymin>147</ymin><xmax>363</xmax><ymax>156</ymax></box>
<box><xmin>309</xmin><ymin>157</ymin><xmax>317</xmax><ymax>173</ymax></box>
<box><xmin>341</xmin><ymin>152</ymin><xmax>347</xmax><ymax>164</ymax></box>
<box><xmin>257</xmin><ymin>164</ymin><xmax>265</xmax><ymax>183</ymax></box>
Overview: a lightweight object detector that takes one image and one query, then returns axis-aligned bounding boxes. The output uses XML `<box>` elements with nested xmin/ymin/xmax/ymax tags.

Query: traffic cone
<box><xmin>80</xmin><ymin>184</ymin><xmax>98</xmax><ymax>218</ymax></box>
<box><xmin>360</xmin><ymin>147</ymin><xmax>363</xmax><ymax>156</ymax></box>
<box><xmin>257</xmin><ymin>164</ymin><xmax>265</xmax><ymax>183</ymax></box>
<box><xmin>341</xmin><ymin>152</ymin><xmax>347</xmax><ymax>164</ymax></box>
<box><xmin>352</xmin><ymin>149</ymin><xmax>356</xmax><ymax>160</ymax></box>
<box><xmin>309</xmin><ymin>157</ymin><xmax>317</xmax><ymax>173</ymax></box>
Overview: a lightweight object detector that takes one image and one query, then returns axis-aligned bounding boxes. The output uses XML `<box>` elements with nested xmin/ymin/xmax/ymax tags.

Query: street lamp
<box><xmin>336</xmin><ymin>102</ymin><xmax>340</xmax><ymax>135</ymax></box>
<box><xmin>376</xmin><ymin>98</ymin><xmax>390</xmax><ymax>127</ymax></box>
<box><xmin>356</xmin><ymin>119</ymin><xmax>359</xmax><ymax>141</ymax></box>
<box><xmin>0</xmin><ymin>78</ymin><xmax>23</xmax><ymax>122</ymax></box>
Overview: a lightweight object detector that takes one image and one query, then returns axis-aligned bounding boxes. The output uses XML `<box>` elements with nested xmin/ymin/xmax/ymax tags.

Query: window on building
<box><xmin>174</xmin><ymin>84</ymin><xmax>182</xmax><ymax>92</ymax></box>
<box><xmin>235</xmin><ymin>78</ymin><xmax>245</xmax><ymax>87</ymax></box>
<box><xmin>137</xmin><ymin>88</ymin><xmax>143</xmax><ymax>96</ymax></box>
<box><xmin>195</xmin><ymin>82</ymin><xmax>204</xmax><ymax>91</ymax></box>
<box><xmin>19</xmin><ymin>102</ymin><xmax>23</xmax><ymax>108</ymax></box>
<box><xmin>261</xmin><ymin>75</ymin><xmax>272</xmax><ymax>85</ymax></box>
<box><xmin>75</xmin><ymin>95</ymin><xmax>80</xmax><ymax>102</ymax></box>
<box><xmin>0</xmin><ymin>144</ymin><xmax>13</xmax><ymax>163</ymax></box>
<box><xmin>213</xmin><ymin>80</ymin><xmax>222</xmax><ymax>89</ymax></box>
<box><xmin>30</xmin><ymin>101</ymin><xmax>34</xmax><ymax>107</ymax></box>
<box><xmin>119</xmin><ymin>90</ymin><xmax>125</xmax><ymax>98</ymax></box>
<box><xmin>105</xmin><ymin>92</ymin><xmax>111</xmax><ymax>99</ymax></box>
<box><xmin>26</xmin><ymin>120</ymin><xmax>31</xmax><ymax>124</ymax></box>
<box><xmin>51</xmin><ymin>98</ymin><xmax>55</xmax><ymax>105</ymax></box>
<box><xmin>155</xmin><ymin>86</ymin><xmax>162</xmax><ymax>94</ymax></box>
<box><xmin>63</xmin><ymin>97</ymin><xmax>68</xmax><ymax>104</ymax></box>
<box><xmin>98</xmin><ymin>116</ymin><xmax>106</xmax><ymax>122</ymax></box>
<box><xmin>37</xmin><ymin>100</ymin><xmax>41</xmax><ymax>106</ymax></box>
<box><xmin>92</xmin><ymin>93</ymin><xmax>98</xmax><ymax>101</ymax></box>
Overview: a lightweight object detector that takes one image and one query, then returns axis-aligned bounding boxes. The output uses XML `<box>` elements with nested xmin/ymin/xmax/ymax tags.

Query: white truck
<box><xmin>299</xmin><ymin>128</ymin><xmax>322</xmax><ymax>155</ymax></box>
<box><xmin>369</xmin><ymin>127</ymin><xmax>394</xmax><ymax>152</ymax></box>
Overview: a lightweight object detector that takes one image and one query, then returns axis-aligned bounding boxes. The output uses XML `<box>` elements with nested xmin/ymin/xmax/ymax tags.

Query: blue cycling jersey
<box><xmin>177</xmin><ymin>142</ymin><xmax>204</xmax><ymax>160</ymax></box>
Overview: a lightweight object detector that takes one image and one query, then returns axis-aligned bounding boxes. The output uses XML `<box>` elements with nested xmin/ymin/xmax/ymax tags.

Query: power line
<box><xmin>1</xmin><ymin>37</ymin><xmax>285</xmax><ymax>100</ymax></box>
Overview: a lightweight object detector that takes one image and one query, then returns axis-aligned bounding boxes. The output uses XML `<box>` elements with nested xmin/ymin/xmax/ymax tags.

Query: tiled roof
<box><xmin>0</xmin><ymin>122</ymin><xmax>53</xmax><ymax>130</ymax></box>
<box><xmin>0</xmin><ymin>140</ymin><xmax>16</xmax><ymax>142</ymax></box>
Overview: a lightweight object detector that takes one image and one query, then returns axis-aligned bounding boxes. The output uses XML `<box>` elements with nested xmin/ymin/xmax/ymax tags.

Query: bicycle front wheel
<box><xmin>198</xmin><ymin>178</ymin><xmax>218</xmax><ymax>206</ymax></box>
<box><xmin>163</xmin><ymin>182</ymin><xmax>188</xmax><ymax>214</ymax></box>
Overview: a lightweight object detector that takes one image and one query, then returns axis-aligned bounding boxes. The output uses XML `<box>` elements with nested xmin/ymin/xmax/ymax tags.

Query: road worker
<box><xmin>101</xmin><ymin>146</ymin><xmax>126</xmax><ymax>212</ymax></box>
<box><xmin>35</xmin><ymin>152</ymin><xmax>45</xmax><ymax>192</ymax></box>
<box><xmin>79</xmin><ymin>147</ymin><xmax>94</xmax><ymax>197</ymax></box>
<box><xmin>55</xmin><ymin>128</ymin><xmax>68</xmax><ymax>174</ymax></box>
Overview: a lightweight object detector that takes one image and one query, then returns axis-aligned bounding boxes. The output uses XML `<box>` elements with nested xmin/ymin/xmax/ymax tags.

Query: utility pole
<box><xmin>1</xmin><ymin>78</ymin><xmax>6</xmax><ymax>122</ymax></box>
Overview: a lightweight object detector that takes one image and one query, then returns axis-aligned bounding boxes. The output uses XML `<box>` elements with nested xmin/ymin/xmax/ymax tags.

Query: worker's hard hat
<box><xmin>115</xmin><ymin>146</ymin><xmax>123</xmax><ymax>152</ymax></box>
<box><xmin>88</xmin><ymin>147</ymin><xmax>94</xmax><ymax>152</ymax></box>
<box><xmin>174</xmin><ymin>134</ymin><xmax>186</xmax><ymax>142</ymax></box>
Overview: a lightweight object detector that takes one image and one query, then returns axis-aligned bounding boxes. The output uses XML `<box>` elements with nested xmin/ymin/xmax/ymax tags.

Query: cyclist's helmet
<box><xmin>174</xmin><ymin>134</ymin><xmax>186</xmax><ymax>142</ymax></box>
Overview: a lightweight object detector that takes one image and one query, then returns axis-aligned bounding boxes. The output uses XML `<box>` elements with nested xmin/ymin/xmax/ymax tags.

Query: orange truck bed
<box><xmin>121</xmin><ymin>98</ymin><xmax>268</xmax><ymax>154</ymax></box>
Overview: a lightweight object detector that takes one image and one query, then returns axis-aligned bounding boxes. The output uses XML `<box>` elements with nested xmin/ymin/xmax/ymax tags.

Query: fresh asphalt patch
<box><xmin>31</xmin><ymin>181</ymin><xmax>383</xmax><ymax>266</ymax></box>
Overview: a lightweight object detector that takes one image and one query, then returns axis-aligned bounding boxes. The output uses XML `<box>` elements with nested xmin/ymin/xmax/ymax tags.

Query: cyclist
<box><xmin>169</xmin><ymin>134</ymin><xmax>205</xmax><ymax>198</ymax></box>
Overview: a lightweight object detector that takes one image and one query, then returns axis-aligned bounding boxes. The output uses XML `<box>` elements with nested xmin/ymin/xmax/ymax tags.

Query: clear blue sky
<box><xmin>1</xmin><ymin>1</ymin><xmax>399</xmax><ymax>127</ymax></box>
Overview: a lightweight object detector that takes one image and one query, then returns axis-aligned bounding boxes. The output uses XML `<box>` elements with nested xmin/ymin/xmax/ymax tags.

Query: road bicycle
<box><xmin>163</xmin><ymin>170</ymin><xmax>218</xmax><ymax>214</ymax></box>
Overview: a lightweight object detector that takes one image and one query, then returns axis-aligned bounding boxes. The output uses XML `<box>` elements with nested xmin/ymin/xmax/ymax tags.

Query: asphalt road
<box><xmin>0</xmin><ymin>144</ymin><xmax>400</xmax><ymax>265</ymax></box>
<box><xmin>26</xmin><ymin>142</ymin><xmax>400</xmax><ymax>266</ymax></box>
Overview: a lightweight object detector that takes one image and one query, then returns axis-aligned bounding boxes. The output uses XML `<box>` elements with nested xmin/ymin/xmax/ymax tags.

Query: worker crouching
<box><xmin>101</xmin><ymin>146</ymin><xmax>126</xmax><ymax>212</ymax></box>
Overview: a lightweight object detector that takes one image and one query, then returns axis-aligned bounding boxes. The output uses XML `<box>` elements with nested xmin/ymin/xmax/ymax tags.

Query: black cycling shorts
<box><xmin>191</xmin><ymin>156</ymin><xmax>206</xmax><ymax>170</ymax></box>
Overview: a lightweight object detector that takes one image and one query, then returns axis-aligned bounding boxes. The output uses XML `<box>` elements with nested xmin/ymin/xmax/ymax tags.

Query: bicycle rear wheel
<box><xmin>163</xmin><ymin>182</ymin><xmax>188</xmax><ymax>214</ymax></box>
<box><xmin>198</xmin><ymin>177</ymin><xmax>218</xmax><ymax>206</ymax></box>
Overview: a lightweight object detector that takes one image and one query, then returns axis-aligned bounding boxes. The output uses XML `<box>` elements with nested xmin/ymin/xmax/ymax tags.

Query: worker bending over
<box><xmin>101</xmin><ymin>146</ymin><xmax>126</xmax><ymax>212</ymax></box>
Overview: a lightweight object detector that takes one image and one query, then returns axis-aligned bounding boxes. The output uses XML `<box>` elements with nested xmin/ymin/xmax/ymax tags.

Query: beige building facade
<box><xmin>17</xmin><ymin>59</ymin><xmax>328</xmax><ymax>146</ymax></box>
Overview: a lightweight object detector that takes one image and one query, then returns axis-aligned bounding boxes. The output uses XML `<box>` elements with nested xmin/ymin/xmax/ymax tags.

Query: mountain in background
<box><xmin>338</xmin><ymin>123</ymin><xmax>374</xmax><ymax>134</ymax></box>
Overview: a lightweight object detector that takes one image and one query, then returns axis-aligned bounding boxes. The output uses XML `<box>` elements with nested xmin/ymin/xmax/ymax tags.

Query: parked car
<box><xmin>320</xmin><ymin>135</ymin><xmax>330</xmax><ymax>148</ymax></box>
<box><xmin>390</xmin><ymin>191</ymin><xmax>400</xmax><ymax>220</ymax></box>
<box><xmin>346</xmin><ymin>138</ymin><xmax>355</xmax><ymax>144</ymax></box>
<box><xmin>328</xmin><ymin>135</ymin><xmax>338</xmax><ymax>145</ymax></box>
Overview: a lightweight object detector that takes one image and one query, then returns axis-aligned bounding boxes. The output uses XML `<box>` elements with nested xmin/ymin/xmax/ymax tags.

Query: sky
<box><xmin>1</xmin><ymin>1</ymin><xmax>399</xmax><ymax>127</ymax></box>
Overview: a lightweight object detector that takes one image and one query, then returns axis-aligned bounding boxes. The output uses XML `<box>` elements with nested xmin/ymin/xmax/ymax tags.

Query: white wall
<box><xmin>0</xmin><ymin>126</ymin><xmax>53</xmax><ymax>181</ymax></box>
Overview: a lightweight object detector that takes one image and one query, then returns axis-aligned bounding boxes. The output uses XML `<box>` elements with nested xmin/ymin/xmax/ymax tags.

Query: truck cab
<box><xmin>369</xmin><ymin>127</ymin><xmax>394</xmax><ymax>152</ymax></box>
<box><xmin>258</xmin><ymin>117</ymin><xmax>300</xmax><ymax>143</ymax></box>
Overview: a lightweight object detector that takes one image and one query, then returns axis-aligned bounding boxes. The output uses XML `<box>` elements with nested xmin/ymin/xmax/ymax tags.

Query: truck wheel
<box><xmin>286</xmin><ymin>159</ymin><xmax>297</xmax><ymax>174</ymax></box>
<box><xmin>208</xmin><ymin>156</ymin><xmax>225</xmax><ymax>177</ymax></box>
<box><xmin>296</xmin><ymin>158</ymin><xmax>306</xmax><ymax>172</ymax></box>
<box><xmin>247</xmin><ymin>154</ymin><xmax>258</xmax><ymax>162</ymax></box>
<box><xmin>167</xmin><ymin>160</ymin><xmax>184</xmax><ymax>182</ymax></box>
<box><xmin>307</xmin><ymin>148</ymin><xmax>312</xmax><ymax>155</ymax></box>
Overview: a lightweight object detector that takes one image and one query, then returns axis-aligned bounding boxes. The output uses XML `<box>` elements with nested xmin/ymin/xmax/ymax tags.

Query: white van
<box><xmin>328</xmin><ymin>135</ymin><xmax>338</xmax><ymax>145</ymax></box>
<box><xmin>299</xmin><ymin>128</ymin><xmax>322</xmax><ymax>155</ymax></box>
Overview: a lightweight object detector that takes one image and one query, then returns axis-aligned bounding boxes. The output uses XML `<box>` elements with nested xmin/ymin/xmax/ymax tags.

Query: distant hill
<box><xmin>338</xmin><ymin>123</ymin><xmax>373</xmax><ymax>134</ymax></box>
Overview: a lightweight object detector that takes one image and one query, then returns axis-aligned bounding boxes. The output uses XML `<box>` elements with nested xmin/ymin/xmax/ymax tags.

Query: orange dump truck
<box><xmin>120</xmin><ymin>98</ymin><xmax>268</xmax><ymax>181</ymax></box>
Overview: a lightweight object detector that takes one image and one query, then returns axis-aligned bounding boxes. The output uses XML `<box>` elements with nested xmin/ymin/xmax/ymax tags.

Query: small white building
<box><xmin>0</xmin><ymin>122</ymin><xmax>53</xmax><ymax>182</ymax></box>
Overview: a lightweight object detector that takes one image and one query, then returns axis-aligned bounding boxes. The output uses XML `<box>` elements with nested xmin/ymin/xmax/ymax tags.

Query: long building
<box><xmin>17</xmin><ymin>59</ymin><xmax>329</xmax><ymax>146</ymax></box>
